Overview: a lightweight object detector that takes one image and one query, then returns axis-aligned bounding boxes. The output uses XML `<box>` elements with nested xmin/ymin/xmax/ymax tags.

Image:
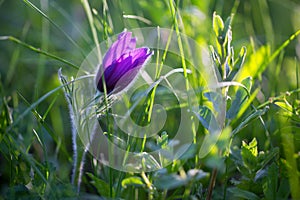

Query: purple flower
<box><xmin>96</xmin><ymin>31</ymin><xmax>153</xmax><ymax>94</ymax></box>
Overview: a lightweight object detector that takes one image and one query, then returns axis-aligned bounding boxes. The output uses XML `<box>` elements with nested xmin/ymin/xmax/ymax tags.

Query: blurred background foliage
<box><xmin>1</xmin><ymin>0</ymin><xmax>300</xmax><ymax>97</ymax></box>
<box><xmin>0</xmin><ymin>0</ymin><xmax>300</xmax><ymax>198</ymax></box>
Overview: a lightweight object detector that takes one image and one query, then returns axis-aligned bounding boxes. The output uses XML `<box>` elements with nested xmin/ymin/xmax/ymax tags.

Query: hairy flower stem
<box><xmin>72</xmin><ymin>142</ymin><xmax>88</xmax><ymax>192</ymax></box>
<box><xmin>58</xmin><ymin>72</ymin><xmax>96</xmax><ymax>193</ymax></box>
<box><xmin>64</xmin><ymin>86</ymin><xmax>87</xmax><ymax>193</ymax></box>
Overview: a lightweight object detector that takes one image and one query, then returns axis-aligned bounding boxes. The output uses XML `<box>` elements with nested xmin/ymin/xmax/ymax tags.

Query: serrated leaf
<box><xmin>241</xmin><ymin>146</ymin><xmax>257</xmax><ymax>172</ymax></box>
<box><xmin>248</xmin><ymin>138</ymin><xmax>258</xmax><ymax>156</ymax></box>
<box><xmin>157</xmin><ymin>131</ymin><xmax>168</xmax><ymax>149</ymax></box>
<box><xmin>242</xmin><ymin>138</ymin><xmax>258</xmax><ymax>156</ymax></box>
<box><xmin>241</xmin><ymin>138</ymin><xmax>258</xmax><ymax>171</ymax></box>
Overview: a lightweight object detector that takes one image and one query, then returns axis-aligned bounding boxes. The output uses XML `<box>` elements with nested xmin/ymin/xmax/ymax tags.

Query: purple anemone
<box><xmin>96</xmin><ymin>31</ymin><xmax>153</xmax><ymax>94</ymax></box>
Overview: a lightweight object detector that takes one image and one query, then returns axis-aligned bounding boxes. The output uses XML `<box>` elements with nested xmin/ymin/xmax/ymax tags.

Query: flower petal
<box><xmin>108</xmin><ymin>48</ymin><xmax>151</xmax><ymax>85</ymax></box>
<box><xmin>102</xmin><ymin>31</ymin><xmax>134</xmax><ymax>69</ymax></box>
<box><xmin>97</xmin><ymin>48</ymin><xmax>152</xmax><ymax>93</ymax></box>
<box><xmin>96</xmin><ymin>31</ymin><xmax>153</xmax><ymax>94</ymax></box>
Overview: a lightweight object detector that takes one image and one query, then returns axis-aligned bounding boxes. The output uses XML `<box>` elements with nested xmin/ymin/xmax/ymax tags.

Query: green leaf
<box><xmin>176</xmin><ymin>143</ymin><xmax>197</xmax><ymax>160</ymax></box>
<box><xmin>232</xmin><ymin>106</ymin><xmax>269</xmax><ymax>136</ymax></box>
<box><xmin>274</xmin><ymin>100</ymin><xmax>294</xmax><ymax>114</ymax></box>
<box><xmin>221</xmin><ymin>14</ymin><xmax>233</xmax><ymax>45</ymax></box>
<box><xmin>227</xmin><ymin>187</ymin><xmax>260</xmax><ymax>200</ymax></box>
<box><xmin>121</xmin><ymin>176</ymin><xmax>145</xmax><ymax>189</ymax></box>
<box><xmin>237</xmin><ymin>45</ymin><xmax>271</xmax><ymax>81</ymax></box>
<box><xmin>213</xmin><ymin>12</ymin><xmax>224</xmax><ymax>38</ymax></box>
<box><xmin>227</xmin><ymin>46</ymin><xmax>247</xmax><ymax>81</ymax></box>
<box><xmin>235</xmin><ymin>46</ymin><xmax>247</xmax><ymax>70</ymax></box>
<box><xmin>6</xmin><ymin>185</ymin><xmax>31</xmax><ymax>200</ymax></box>
<box><xmin>153</xmin><ymin>169</ymin><xmax>208</xmax><ymax>190</ymax></box>
<box><xmin>0</xmin><ymin>92</ymin><xmax>12</xmax><ymax>134</ymax></box>
<box><xmin>259</xmin><ymin>147</ymin><xmax>279</xmax><ymax>170</ymax></box>
<box><xmin>204</xmin><ymin>91</ymin><xmax>223</xmax><ymax>113</ymax></box>
<box><xmin>263</xmin><ymin>163</ymin><xmax>278</xmax><ymax>200</ymax></box>
<box><xmin>217</xmin><ymin>127</ymin><xmax>232</xmax><ymax>156</ymax></box>
<box><xmin>227</xmin><ymin>77</ymin><xmax>252</xmax><ymax>119</ymax></box>
<box><xmin>124</xmin><ymin>152</ymin><xmax>161</xmax><ymax>172</ymax></box>
<box><xmin>194</xmin><ymin>106</ymin><xmax>220</xmax><ymax>133</ymax></box>
<box><xmin>157</xmin><ymin>131</ymin><xmax>169</xmax><ymax>149</ymax></box>
<box><xmin>187</xmin><ymin>169</ymin><xmax>208</xmax><ymax>181</ymax></box>
<box><xmin>259</xmin><ymin>29</ymin><xmax>300</xmax><ymax>79</ymax></box>
<box><xmin>281</xmin><ymin>131</ymin><xmax>300</xmax><ymax>200</ymax></box>
<box><xmin>234</xmin><ymin>88</ymin><xmax>259</xmax><ymax>123</ymax></box>
<box><xmin>153</xmin><ymin>174</ymin><xmax>186</xmax><ymax>190</ymax></box>
<box><xmin>241</xmin><ymin>138</ymin><xmax>258</xmax><ymax>172</ymax></box>
<box><xmin>241</xmin><ymin>147</ymin><xmax>257</xmax><ymax>172</ymax></box>
<box><xmin>245</xmin><ymin>138</ymin><xmax>258</xmax><ymax>157</ymax></box>
<box><xmin>276</xmin><ymin>176</ymin><xmax>290</xmax><ymax>200</ymax></box>
<box><xmin>86</xmin><ymin>172</ymin><xmax>115</xmax><ymax>197</ymax></box>
<box><xmin>237</xmin><ymin>30</ymin><xmax>300</xmax><ymax>82</ymax></box>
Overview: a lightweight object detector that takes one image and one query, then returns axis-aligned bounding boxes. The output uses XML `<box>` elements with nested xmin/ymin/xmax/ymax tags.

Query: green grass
<box><xmin>1</xmin><ymin>0</ymin><xmax>300</xmax><ymax>199</ymax></box>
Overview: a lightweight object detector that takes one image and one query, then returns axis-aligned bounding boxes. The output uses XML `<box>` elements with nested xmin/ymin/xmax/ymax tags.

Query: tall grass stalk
<box><xmin>0</xmin><ymin>36</ymin><xmax>79</xmax><ymax>70</ymax></box>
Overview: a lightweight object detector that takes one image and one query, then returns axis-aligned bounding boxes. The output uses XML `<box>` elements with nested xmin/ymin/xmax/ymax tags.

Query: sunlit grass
<box><xmin>1</xmin><ymin>0</ymin><xmax>300</xmax><ymax>199</ymax></box>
